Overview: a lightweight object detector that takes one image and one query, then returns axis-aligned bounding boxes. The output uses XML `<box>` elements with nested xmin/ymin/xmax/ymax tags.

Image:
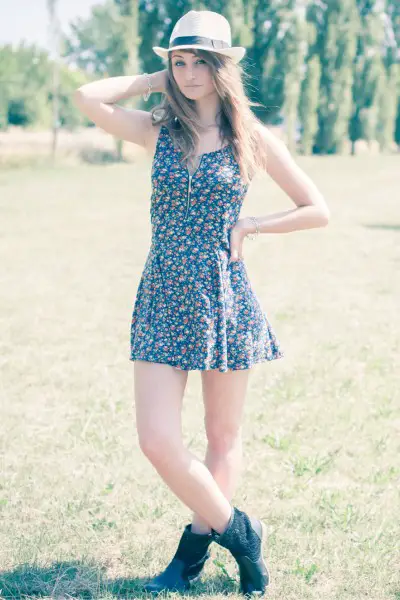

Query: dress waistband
<box><xmin>150</xmin><ymin>234</ymin><xmax>229</xmax><ymax>254</ymax></box>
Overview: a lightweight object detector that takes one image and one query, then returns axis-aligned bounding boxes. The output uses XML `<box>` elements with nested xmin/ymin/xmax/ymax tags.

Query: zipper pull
<box><xmin>185</xmin><ymin>174</ymin><xmax>192</xmax><ymax>220</ymax></box>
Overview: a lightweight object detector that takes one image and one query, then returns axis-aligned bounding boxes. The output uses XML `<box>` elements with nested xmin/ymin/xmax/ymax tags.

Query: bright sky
<box><xmin>0</xmin><ymin>0</ymin><xmax>102</xmax><ymax>50</ymax></box>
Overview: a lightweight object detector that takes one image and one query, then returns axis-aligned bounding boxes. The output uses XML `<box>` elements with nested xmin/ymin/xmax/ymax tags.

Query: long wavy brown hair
<box><xmin>150</xmin><ymin>48</ymin><xmax>267</xmax><ymax>184</ymax></box>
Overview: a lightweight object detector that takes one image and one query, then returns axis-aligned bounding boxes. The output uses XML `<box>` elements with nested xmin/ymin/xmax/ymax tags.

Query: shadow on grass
<box><xmin>0</xmin><ymin>560</ymin><xmax>237</xmax><ymax>598</ymax></box>
<box><xmin>364</xmin><ymin>224</ymin><xmax>400</xmax><ymax>231</ymax></box>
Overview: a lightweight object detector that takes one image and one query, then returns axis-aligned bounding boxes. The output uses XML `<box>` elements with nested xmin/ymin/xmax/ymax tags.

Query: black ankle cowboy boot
<box><xmin>211</xmin><ymin>506</ymin><xmax>270</xmax><ymax>596</ymax></box>
<box><xmin>143</xmin><ymin>524</ymin><xmax>213</xmax><ymax>594</ymax></box>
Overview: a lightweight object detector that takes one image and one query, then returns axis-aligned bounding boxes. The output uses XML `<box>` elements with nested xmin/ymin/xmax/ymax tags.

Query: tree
<box><xmin>5</xmin><ymin>0</ymin><xmax>400</xmax><ymax>156</ymax></box>
<box><xmin>63</xmin><ymin>0</ymin><xmax>132</xmax><ymax>159</ymax></box>
<box><xmin>2</xmin><ymin>43</ymin><xmax>52</xmax><ymax>129</ymax></box>
<box><xmin>376</xmin><ymin>62</ymin><xmax>399</xmax><ymax>150</ymax></box>
<box><xmin>138</xmin><ymin>0</ymin><xmax>165</xmax><ymax>81</ymax></box>
<box><xmin>299</xmin><ymin>55</ymin><xmax>321</xmax><ymax>154</ymax></box>
<box><xmin>248</xmin><ymin>1</ymin><xmax>285</xmax><ymax>123</ymax></box>
<box><xmin>47</xmin><ymin>0</ymin><xmax>61</xmax><ymax>160</ymax></box>
<box><xmin>395</xmin><ymin>97</ymin><xmax>400</xmax><ymax>148</ymax></box>
<box><xmin>1</xmin><ymin>43</ymin><xmax>89</xmax><ymax>129</ymax></box>
<box><xmin>311</xmin><ymin>0</ymin><xmax>359</xmax><ymax>154</ymax></box>
<box><xmin>350</xmin><ymin>1</ymin><xmax>389</xmax><ymax>153</ymax></box>
<box><xmin>64</xmin><ymin>1</ymin><xmax>127</xmax><ymax>76</ymax></box>
<box><xmin>0</xmin><ymin>46</ymin><xmax>15</xmax><ymax>130</ymax></box>
<box><xmin>113</xmin><ymin>0</ymin><xmax>140</xmax><ymax>159</ymax></box>
<box><xmin>385</xmin><ymin>0</ymin><xmax>400</xmax><ymax>68</ymax></box>
<box><xmin>281</xmin><ymin>1</ymin><xmax>308</xmax><ymax>153</ymax></box>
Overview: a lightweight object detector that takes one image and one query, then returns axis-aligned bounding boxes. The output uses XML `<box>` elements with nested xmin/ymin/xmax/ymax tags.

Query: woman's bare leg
<box><xmin>133</xmin><ymin>360</ymin><xmax>233</xmax><ymax>534</ymax></box>
<box><xmin>190</xmin><ymin>368</ymin><xmax>250</xmax><ymax>534</ymax></box>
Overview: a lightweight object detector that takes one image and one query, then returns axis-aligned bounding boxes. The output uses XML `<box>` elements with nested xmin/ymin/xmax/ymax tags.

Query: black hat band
<box><xmin>169</xmin><ymin>36</ymin><xmax>230</xmax><ymax>50</ymax></box>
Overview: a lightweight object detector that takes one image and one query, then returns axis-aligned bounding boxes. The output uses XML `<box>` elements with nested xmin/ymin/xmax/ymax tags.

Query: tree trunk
<box><xmin>47</xmin><ymin>0</ymin><xmax>60</xmax><ymax>163</ymax></box>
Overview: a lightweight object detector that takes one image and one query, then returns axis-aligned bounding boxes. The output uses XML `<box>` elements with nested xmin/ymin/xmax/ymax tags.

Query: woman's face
<box><xmin>170</xmin><ymin>50</ymin><xmax>216</xmax><ymax>100</ymax></box>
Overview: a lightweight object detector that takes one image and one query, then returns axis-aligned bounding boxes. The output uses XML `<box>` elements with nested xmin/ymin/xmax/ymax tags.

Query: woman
<box><xmin>74</xmin><ymin>9</ymin><xmax>330</xmax><ymax>596</ymax></box>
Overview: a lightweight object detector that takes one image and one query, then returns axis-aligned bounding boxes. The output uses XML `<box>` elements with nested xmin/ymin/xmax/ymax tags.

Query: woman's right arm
<box><xmin>73</xmin><ymin>70</ymin><xmax>167</xmax><ymax>151</ymax></box>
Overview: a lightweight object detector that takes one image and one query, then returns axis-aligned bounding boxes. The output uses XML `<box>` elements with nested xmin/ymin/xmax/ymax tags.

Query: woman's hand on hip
<box><xmin>229</xmin><ymin>218</ymin><xmax>250</xmax><ymax>263</ymax></box>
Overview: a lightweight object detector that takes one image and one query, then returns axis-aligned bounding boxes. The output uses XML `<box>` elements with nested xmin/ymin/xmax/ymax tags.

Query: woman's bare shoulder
<box><xmin>253</xmin><ymin>122</ymin><xmax>288</xmax><ymax>155</ymax></box>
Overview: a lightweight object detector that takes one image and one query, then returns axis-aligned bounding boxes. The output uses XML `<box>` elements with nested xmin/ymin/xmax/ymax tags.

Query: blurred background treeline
<box><xmin>0</xmin><ymin>0</ymin><xmax>399</xmax><ymax>163</ymax></box>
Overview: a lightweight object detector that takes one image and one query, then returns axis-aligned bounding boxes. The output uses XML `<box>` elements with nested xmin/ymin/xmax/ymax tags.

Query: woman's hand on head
<box><xmin>72</xmin><ymin>69</ymin><xmax>170</xmax><ymax>149</ymax></box>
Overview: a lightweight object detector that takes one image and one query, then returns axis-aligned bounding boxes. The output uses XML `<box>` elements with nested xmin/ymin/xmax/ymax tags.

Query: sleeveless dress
<box><xmin>129</xmin><ymin>124</ymin><xmax>284</xmax><ymax>372</ymax></box>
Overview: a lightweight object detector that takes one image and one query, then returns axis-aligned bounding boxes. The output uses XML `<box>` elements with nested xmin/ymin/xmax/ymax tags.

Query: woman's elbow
<box><xmin>300</xmin><ymin>195</ymin><xmax>330</xmax><ymax>228</ymax></box>
<box><xmin>317</xmin><ymin>202</ymin><xmax>331</xmax><ymax>227</ymax></box>
<box><xmin>73</xmin><ymin>88</ymin><xmax>85</xmax><ymax>108</ymax></box>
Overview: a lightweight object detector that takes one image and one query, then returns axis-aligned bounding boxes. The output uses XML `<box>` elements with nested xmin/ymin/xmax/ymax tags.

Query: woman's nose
<box><xmin>185</xmin><ymin>69</ymin><xmax>196</xmax><ymax>82</ymax></box>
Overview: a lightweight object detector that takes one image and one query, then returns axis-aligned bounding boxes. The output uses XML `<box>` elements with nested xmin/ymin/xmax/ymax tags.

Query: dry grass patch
<box><xmin>0</xmin><ymin>155</ymin><xmax>399</xmax><ymax>599</ymax></box>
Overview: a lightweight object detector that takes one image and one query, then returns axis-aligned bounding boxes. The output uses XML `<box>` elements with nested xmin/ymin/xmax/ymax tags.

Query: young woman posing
<box><xmin>74</xmin><ymin>9</ymin><xmax>329</xmax><ymax>596</ymax></box>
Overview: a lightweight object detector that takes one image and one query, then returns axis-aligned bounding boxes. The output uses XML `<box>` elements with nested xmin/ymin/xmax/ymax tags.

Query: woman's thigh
<box><xmin>200</xmin><ymin>368</ymin><xmax>251</xmax><ymax>448</ymax></box>
<box><xmin>133</xmin><ymin>360</ymin><xmax>189</xmax><ymax>456</ymax></box>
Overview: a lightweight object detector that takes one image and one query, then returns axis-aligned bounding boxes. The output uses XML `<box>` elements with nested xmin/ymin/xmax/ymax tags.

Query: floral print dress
<box><xmin>130</xmin><ymin>124</ymin><xmax>284</xmax><ymax>372</ymax></box>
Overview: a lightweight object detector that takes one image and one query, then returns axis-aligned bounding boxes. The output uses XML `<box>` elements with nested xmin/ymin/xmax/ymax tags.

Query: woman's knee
<box><xmin>133</xmin><ymin>360</ymin><xmax>186</xmax><ymax>465</ymax></box>
<box><xmin>138</xmin><ymin>426</ymin><xmax>182</xmax><ymax>465</ymax></box>
<box><xmin>205</xmin><ymin>420</ymin><xmax>243</xmax><ymax>455</ymax></box>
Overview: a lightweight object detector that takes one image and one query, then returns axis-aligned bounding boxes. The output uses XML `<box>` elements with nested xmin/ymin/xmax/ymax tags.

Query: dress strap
<box><xmin>152</xmin><ymin>123</ymin><xmax>171</xmax><ymax>160</ymax></box>
<box><xmin>158</xmin><ymin>123</ymin><xmax>178</xmax><ymax>155</ymax></box>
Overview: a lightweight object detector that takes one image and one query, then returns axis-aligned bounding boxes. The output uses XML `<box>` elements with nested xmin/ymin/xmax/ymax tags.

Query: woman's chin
<box><xmin>182</xmin><ymin>87</ymin><xmax>204</xmax><ymax>99</ymax></box>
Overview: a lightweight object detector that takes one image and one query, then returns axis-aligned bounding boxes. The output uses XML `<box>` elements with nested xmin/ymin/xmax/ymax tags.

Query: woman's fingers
<box><xmin>229</xmin><ymin>228</ymin><xmax>244</xmax><ymax>263</ymax></box>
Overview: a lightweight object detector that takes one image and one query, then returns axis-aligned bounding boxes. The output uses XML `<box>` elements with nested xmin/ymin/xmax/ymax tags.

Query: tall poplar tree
<box><xmin>47</xmin><ymin>0</ymin><xmax>60</xmax><ymax>161</ymax></box>
<box><xmin>350</xmin><ymin>1</ymin><xmax>386</xmax><ymax>153</ymax></box>
<box><xmin>395</xmin><ymin>98</ymin><xmax>400</xmax><ymax>148</ymax></box>
<box><xmin>114</xmin><ymin>0</ymin><xmax>140</xmax><ymax>159</ymax></box>
<box><xmin>377</xmin><ymin>62</ymin><xmax>399</xmax><ymax>150</ymax></box>
<box><xmin>299</xmin><ymin>55</ymin><xmax>321</xmax><ymax>154</ymax></box>
<box><xmin>312</xmin><ymin>0</ymin><xmax>359</xmax><ymax>154</ymax></box>
<box><xmin>281</xmin><ymin>2</ymin><xmax>308</xmax><ymax>153</ymax></box>
<box><xmin>138</xmin><ymin>0</ymin><xmax>164</xmax><ymax>78</ymax></box>
<box><xmin>248</xmin><ymin>1</ymin><xmax>287</xmax><ymax>123</ymax></box>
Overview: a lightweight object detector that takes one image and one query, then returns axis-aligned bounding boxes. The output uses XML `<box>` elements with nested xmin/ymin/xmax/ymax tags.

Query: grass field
<box><xmin>0</xmin><ymin>153</ymin><xmax>399</xmax><ymax>599</ymax></box>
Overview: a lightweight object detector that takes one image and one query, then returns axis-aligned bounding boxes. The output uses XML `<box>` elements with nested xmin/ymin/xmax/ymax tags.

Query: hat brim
<box><xmin>152</xmin><ymin>45</ymin><xmax>246</xmax><ymax>64</ymax></box>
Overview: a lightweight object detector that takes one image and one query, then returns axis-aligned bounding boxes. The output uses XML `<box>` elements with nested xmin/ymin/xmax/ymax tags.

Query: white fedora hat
<box><xmin>152</xmin><ymin>10</ymin><xmax>246</xmax><ymax>64</ymax></box>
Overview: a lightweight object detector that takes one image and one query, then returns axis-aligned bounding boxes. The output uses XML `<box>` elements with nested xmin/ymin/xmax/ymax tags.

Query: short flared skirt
<box><xmin>129</xmin><ymin>246</ymin><xmax>284</xmax><ymax>372</ymax></box>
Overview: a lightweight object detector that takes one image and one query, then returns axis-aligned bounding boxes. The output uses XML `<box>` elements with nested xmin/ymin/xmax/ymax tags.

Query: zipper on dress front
<box><xmin>184</xmin><ymin>157</ymin><xmax>203</xmax><ymax>220</ymax></box>
<box><xmin>184</xmin><ymin>174</ymin><xmax>192</xmax><ymax>220</ymax></box>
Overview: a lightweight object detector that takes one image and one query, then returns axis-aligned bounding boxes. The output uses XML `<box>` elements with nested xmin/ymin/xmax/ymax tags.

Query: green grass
<box><xmin>0</xmin><ymin>154</ymin><xmax>399</xmax><ymax>599</ymax></box>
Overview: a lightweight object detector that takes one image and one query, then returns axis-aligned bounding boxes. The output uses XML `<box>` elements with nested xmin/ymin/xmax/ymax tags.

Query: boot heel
<box><xmin>260</xmin><ymin>521</ymin><xmax>271</xmax><ymax>589</ymax></box>
<box><xmin>212</xmin><ymin>507</ymin><xmax>271</xmax><ymax>596</ymax></box>
<box><xmin>261</xmin><ymin>521</ymin><xmax>267</xmax><ymax>540</ymax></box>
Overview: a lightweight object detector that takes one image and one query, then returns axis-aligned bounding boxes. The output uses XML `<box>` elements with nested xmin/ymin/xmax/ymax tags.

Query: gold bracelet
<box><xmin>245</xmin><ymin>216</ymin><xmax>260</xmax><ymax>240</ymax></box>
<box><xmin>142</xmin><ymin>73</ymin><xmax>152</xmax><ymax>102</ymax></box>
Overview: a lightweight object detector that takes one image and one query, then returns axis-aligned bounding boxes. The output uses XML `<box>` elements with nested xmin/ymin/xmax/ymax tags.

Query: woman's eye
<box><xmin>174</xmin><ymin>60</ymin><xmax>206</xmax><ymax>67</ymax></box>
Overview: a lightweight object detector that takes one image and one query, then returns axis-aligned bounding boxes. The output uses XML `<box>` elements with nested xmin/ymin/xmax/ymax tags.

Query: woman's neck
<box><xmin>195</xmin><ymin>93</ymin><xmax>222</xmax><ymax>129</ymax></box>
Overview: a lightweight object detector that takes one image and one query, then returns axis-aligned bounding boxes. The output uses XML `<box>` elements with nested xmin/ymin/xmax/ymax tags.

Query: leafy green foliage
<box><xmin>1</xmin><ymin>0</ymin><xmax>399</xmax><ymax>152</ymax></box>
<box><xmin>63</xmin><ymin>1</ymin><xmax>128</xmax><ymax>76</ymax></box>
<box><xmin>0</xmin><ymin>43</ymin><xmax>90</xmax><ymax>129</ymax></box>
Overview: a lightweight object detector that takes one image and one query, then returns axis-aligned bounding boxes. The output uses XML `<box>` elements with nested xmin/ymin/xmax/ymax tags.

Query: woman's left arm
<box><xmin>238</xmin><ymin>125</ymin><xmax>331</xmax><ymax>238</ymax></box>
